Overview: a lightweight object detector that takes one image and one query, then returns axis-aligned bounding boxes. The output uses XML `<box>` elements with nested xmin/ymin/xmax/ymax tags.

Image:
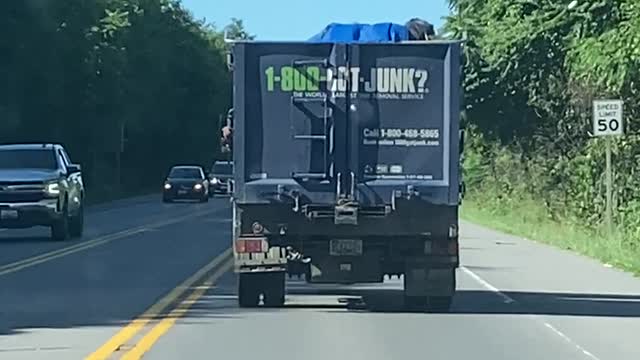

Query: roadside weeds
<box><xmin>460</xmin><ymin>196</ymin><xmax>640</xmax><ymax>277</ymax></box>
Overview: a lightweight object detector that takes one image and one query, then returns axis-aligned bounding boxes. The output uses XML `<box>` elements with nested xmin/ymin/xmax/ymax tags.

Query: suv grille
<box><xmin>0</xmin><ymin>192</ymin><xmax>45</xmax><ymax>203</ymax></box>
<box><xmin>0</xmin><ymin>184</ymin><xmax>46</xmax><ymax>203</ymax></box>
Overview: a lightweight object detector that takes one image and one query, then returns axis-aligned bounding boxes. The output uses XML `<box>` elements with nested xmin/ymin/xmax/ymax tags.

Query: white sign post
<box><xmin>592</xmin><ymin>99</ymin><xmax>624</xmax><ymax>238</ymax></box>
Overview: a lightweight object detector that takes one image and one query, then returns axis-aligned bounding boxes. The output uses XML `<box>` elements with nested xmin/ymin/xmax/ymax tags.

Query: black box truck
<box><xmin>228</xmin><ymin>37</ymin><xmax>464</xmax><ymax>312</ymax></box>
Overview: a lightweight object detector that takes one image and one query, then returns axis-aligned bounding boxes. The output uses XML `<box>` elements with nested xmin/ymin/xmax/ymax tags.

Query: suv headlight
<box><xmin>45</xmin><ymin>182</ymin><xmax>61</xmax><ymax>196</ymax></box>
<box><xmin>211</xmin><ymin>177</ymin><xmax>219</xmax><ymax>184</ymax></box>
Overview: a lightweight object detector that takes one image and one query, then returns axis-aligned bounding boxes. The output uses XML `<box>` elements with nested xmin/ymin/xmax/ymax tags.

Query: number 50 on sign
<box><xmin>593</xmin><ymin>99</ymin><xmax>624</xmax><ymax>136</ymax></box>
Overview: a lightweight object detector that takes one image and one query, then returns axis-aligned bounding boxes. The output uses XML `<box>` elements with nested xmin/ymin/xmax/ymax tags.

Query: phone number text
<box><xmin>363</xmin><ymin>128</ymin><xmax>440</xmax><ymax>139</ymax></box>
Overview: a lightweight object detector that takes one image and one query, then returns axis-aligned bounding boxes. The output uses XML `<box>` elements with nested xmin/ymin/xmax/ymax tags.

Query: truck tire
<box><xmin>262</xmin><ymin>272</ymin><xmax>286</xmax><ymax>307</ymax></box>
<box><xmin>51</xmin><ymin>206</ymin><xmax>70</xmax><ymax>242</ymax></box>
<box><xmin>238</xmin><ymin>273</ymin><xmax>260</xmax><ymax>308</ymax></box>
<box><xmin>69</xmin><ymin>203</ymin><xmax>84</xmax><ymax>238</ymax></box>
<box><xmin>427</xmin><ymin>296</ymin><xmax>452</xmax><ymax>313</ymax></box>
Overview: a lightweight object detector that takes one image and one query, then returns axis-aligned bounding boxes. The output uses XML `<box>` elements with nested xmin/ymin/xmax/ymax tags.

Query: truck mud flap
<box><xmin>403</xmin><ymin>266</ymin><xmax>455</xmax><ymax>297</ymax></box>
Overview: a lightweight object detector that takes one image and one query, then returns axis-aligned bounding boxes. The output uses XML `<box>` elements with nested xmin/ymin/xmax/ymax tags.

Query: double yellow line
<box><xmin>0</xmin><ymin>208</ymin><xmax>218</xmax><ymax>277</ymax></box>
<box><xmin>86</xmin><ymin>248</ymin><xmax>233</xmax><ymax>360</ymax></box>
<box><xmin>0</xmin><ymin>227</ymin><xmax>146</xmax><ymax>277</ymax></box>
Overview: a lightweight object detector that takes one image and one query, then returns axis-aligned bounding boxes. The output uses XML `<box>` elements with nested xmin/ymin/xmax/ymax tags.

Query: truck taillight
<box><xmin>235</xmin><ymin>238</ymin><xmax>268</xmax><ymax>253</ymax></box>
<box><xmin>448</xmin><ymin>224</ymin><xmax>458</xmax><ymax>238</ymax></box>
<box><xmin>448</xmin><ymin>238</ymin><xmax>458</xmax><ymax>255</ymax></box>
<box><xmin>448</xmin><ymin>224</ymin><xmax>459</xmax><ymax>255</ymax></box>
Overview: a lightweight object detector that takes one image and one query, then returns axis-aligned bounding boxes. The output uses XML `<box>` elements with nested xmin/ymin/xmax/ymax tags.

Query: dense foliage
<box><xmin>4</xmin><ymin>0</ymin><xmax>638</xmax><ymax>247</ymax></box>
<box><xmin>446</xmin><ymin>0</ymin><xmax>640</xmax><ymax>242</ymax></box>
<box><xmin>0</xmin><ymin>0</ymin><xmax>239</xmax><ymax>201</ymax></box>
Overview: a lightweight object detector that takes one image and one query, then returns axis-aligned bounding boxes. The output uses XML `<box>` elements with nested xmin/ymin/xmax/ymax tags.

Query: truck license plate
<box><xmin>0</xmin><ymin>210</ymin><xmax>18</xmax><ymax>220</ymax></box>
<box><xmin>330</xmin><ymin>239</ymin><xmax>363</xmax><ymax>256</ymax></box>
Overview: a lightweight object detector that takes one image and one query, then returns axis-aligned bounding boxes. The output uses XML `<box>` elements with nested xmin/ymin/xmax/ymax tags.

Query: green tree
<box><xmin>224</xmin><ymin>17</ymin><xmax>255</xmax><ymax>40</ymax></box>
<box><xmin>446</xmin><ymin>0</ymin><xmax>640</xmax><ymax>239</ymax></box>
<box><xmin>0</xmin><ymin>0</ymin><xmax>235</xmax><ymax>202</ymax></box>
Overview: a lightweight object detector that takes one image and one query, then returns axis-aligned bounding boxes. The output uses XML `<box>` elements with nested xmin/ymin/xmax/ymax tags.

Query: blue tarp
<box><xmin>307</xmin><ymin>22</ymin><xmax>409</xmax><ymax>43</ymax></box>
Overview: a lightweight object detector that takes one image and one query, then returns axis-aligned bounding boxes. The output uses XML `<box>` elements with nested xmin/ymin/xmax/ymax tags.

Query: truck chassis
<box><xmin>233</xmin><ymin>198</ymin><xmax>459</xmax><ymax>312</ymax></box>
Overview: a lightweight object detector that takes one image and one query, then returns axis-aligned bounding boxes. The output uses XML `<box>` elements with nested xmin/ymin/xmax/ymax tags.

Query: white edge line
<box><xmin>543</xmin><ymin>323</ymin><xmax>601</xmax><ymax>360</ymax></box>
<box><xmin>461</xmin><ymin>266</ymin><xmax>601</xmax><ymax>360</ymax></box>
<box><xmin>461</xmin><ymin>266</ymin><xmax>515</xmax><ymax>304</ymax></box>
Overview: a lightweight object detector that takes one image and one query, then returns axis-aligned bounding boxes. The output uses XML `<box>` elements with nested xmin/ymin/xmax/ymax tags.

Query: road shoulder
<box><xmin>460</xmin><ymin>220</ymin><xmax>640</xmax><ymax>360</ymax></box>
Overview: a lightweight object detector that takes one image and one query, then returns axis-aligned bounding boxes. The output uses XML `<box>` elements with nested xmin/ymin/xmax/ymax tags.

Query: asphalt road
<box><xmin>0</xmin><ymin>195</ymin><xmax>639</xmax><ymax>360</ymax></box>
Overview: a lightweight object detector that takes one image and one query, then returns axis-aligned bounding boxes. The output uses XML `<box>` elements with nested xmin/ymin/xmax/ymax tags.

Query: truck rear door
<box><xmin>345</xmin><ymin>43</ymin><xmax>461</xmax><ymax>206</ymax></box>
<box><xmin>233</xmin><ymin>42</ymin><xmax>460</xmax><ymax>207</ymax></box>
<box><xmin>234</xmin><ymin>43</ymin><xmax>346</xmax><ymax>204</ymax></box>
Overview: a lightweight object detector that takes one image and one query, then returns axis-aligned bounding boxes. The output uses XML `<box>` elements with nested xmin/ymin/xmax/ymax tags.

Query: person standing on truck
<box><xmin>221</xmin><ymin>108</ymin><xmax>233</xmax><ymax>153</ymax></box>
<box><xmin>405</xmin><ymin>18</ymin><xmax>436</xmax><ymax>40</ymax></box>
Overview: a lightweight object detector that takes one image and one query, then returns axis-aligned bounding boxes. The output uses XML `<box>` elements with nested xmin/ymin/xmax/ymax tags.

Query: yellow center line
<box><xmin>0</xmin><ymin>228</ymin><xmax>144</xmax><ymax>273</ymax></box>
<box><xmin>85</xmin><ymin>248</ymin><xmax>232</xmax><ymax>360</ymax></box>
<box><xmin>121</xmin><ymin>260</ymin><xmax>233</xmax><ymax>360</ymax></box>
<box><xmin>0</xmin><ymin>229</ymin><xmax>147</xmax><ymax>276</ymax></box>
<box><xmin>0</xmin><ymin>208</ymin><xmax>219</xmax><ymax>277</ymax></box>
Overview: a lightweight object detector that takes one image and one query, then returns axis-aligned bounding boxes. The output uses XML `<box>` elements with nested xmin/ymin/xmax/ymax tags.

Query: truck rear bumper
<box><xmin>234</xmin><ymin>246</ymin><xmax>457</xmax><ymax>277</ymax></box>
<box><xmin>403</xmin><ymin>256</ymin><xmax>459</xmax><ymax>268</ymax></box>
<box><xmin>232</xmin><ymin>202</ymin><xmax>459</xmax><ymax>287</ymax></box>
<box><xmin>302</xmin><ymin>254</ymin><xmax>458</xmax><ymax>284</ymax></box>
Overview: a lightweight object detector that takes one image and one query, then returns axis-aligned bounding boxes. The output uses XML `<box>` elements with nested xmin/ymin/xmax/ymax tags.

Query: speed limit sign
<box><xmin>593</xmin><ymin>99</ymin><xmax>624</xmax><ymax>136</ymax></box>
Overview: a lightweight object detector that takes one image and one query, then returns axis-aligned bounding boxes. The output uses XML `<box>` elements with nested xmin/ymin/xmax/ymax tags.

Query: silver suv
<box><xmin>0</xmin><ymin>144</ymin><xmax>85</xmax><ymax>241</ymax></box>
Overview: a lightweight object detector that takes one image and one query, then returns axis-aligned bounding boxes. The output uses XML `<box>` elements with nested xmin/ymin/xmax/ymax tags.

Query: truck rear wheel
<box><xmin>262</xmin><ymin>272</ymin><xmax>285</xmax><ymax>307</ymax></box>
<box><xmin>403</xmin><ymin>266</ymin><xmax>455</xmax><ymax>312</ymax></box>
<box><xmin>238</xmin><ymin>273</ymin><xmax>260</xmax><ymax>308</ymax></box>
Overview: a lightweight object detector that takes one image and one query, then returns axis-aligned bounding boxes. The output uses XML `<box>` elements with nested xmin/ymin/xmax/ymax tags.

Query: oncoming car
<box><xmin>208</xmin><ymin>160</ymin><xmax>233</xmax><ymax>196</ymax></box>
<box><xmin>162</xmin><ymin>165</ymin><xmax>209</xmax><ymax>203</ymax></box>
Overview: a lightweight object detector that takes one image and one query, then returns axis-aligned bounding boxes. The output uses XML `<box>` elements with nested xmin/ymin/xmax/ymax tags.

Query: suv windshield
<box><xmin>212</xmin><ymin>162</ymin><xmax>232</xmax><ymax>175</ymax></box>
<box><xmin>169</xmin><ymin>167</ymin><xmax>202</xmax><ymax>179</ymax></box>
<box><xmin>0</xmin><ymin>149</ymin><xmax>58</xmax><ymax>170</ymax></box>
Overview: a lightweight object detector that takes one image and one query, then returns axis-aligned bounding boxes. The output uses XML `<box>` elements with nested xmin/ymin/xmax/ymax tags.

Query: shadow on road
<box><xmin>155</xmin><ymin>277</ymin><xmax>640</xmax><ymax>319</ymax></box>
<box><xmin>2</xmin><ymin>279</ymin><xmax>640</xmax><ymax>337</ymax></box>
<box><xmin>319</xmin><ymin>289</ymin><xmax>640</xmax><ymax>317</ymax></box>
<box><xmin>462</xmin><ymin>290</ymin><xmax>640</xmax><ymax>317</ymax></box>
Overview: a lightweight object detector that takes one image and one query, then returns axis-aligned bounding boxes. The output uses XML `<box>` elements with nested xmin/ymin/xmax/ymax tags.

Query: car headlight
<box><xmin>45</xmin><ymin>182</ymin><xmax>61</xmax><ymax>196</ymax></box>
<box><xmin>194</xmin><ymin>183</ymin><xmax>203</xmax><ymax>190</ymax></box>
<box><xmin>164</xmin><ymin>183</ymin><xmax>172</xmax><ymax>190</ymax></box>
<box><xmin>211</xmin><ymin>177</ymin><xmax>219</xmax><ymax>184</ymax></box>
